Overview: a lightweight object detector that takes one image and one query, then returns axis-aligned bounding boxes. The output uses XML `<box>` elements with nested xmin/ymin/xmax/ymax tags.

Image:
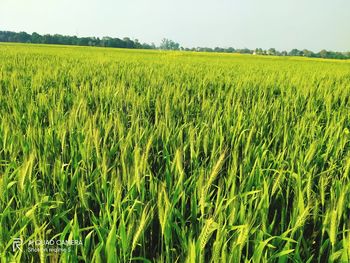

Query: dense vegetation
<box><xmin>1</xmin><ymin>30</ymin><xmax>349</xmax><ymax>60</ymax></box>
<box><xmin>0</xmin><ymin>43</ymin><xmax>350</xmax><ymax>262</ymax></box>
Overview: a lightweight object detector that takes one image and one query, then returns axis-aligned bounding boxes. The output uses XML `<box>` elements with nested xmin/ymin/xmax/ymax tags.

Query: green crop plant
<box><xmin>0</xmin><ymin>43</ymin><xmax>350</xmax><ymax>262</ymax></box>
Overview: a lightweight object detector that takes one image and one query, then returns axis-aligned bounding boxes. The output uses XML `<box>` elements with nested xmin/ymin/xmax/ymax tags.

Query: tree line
<box><xmin>0</xmin><ymin>31</ymin><xmax>155</xmax><ymax>49</ymax></box>
<box><xmin>0</xmin><ymin>31</ymin><xmax>349</xmax><ymax>60</ymax></box>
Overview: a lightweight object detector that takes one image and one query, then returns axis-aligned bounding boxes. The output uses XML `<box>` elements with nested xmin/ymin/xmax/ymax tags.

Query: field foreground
<box><xmin>0</xmin><ymin>44</ymin><xmax>350</xmax><ymax>262</ymax></box>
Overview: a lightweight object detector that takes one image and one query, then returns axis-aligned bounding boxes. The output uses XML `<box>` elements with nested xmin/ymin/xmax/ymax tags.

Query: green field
<box><xmin>0</xmin><ymin>43</ymin><xmax>350</xmax><ymax>262</ymax></box>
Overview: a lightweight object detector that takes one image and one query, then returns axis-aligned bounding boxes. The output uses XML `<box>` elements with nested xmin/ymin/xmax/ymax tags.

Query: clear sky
<box><xmin>1</xmin><ymin>0</ymin><xmax>349</xmax><ymax>52</ymax></box>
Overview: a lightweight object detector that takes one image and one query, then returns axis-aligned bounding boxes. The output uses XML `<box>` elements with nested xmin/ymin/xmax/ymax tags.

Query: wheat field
<box><xmin>0</xmin><ymin>43</ymin><xmax>350</xmax><ymax>262</ymax></box>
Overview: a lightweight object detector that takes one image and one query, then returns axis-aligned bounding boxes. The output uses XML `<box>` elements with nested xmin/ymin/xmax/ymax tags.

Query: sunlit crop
<box><xmin>0</xmin><ymin>43</ymin><xmax>350</xmax><ymax>262</ymax></box>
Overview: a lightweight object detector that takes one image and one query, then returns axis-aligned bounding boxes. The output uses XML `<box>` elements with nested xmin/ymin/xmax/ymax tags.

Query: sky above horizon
<box><xmin>1</xmin><ymin>0</ymin><xmax>349</xmax><ymax>52</ymax></box>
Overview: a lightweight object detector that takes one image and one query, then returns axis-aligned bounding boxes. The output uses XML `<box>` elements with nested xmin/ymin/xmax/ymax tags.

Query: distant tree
<box><xmin>267</xmin><ymin>48</ymin><xmax>276</xmax><ymax>55</ymax></box>
<box><xmin>334</xmin><ymin>52</ymin><xmax>346</xmax><ymax>59</ymax></box>
<box><xmin>197</xmin><ymin>47</ymin><xmax>213</xmax><ymax>52</ymax></box>
<box><xmin>77</xmin><ymin>37</ymin><xmax>90</xmax><ymax>46</ymax></box>
<box><xmin>214</xmin><ymin>47</ymin><xmax>225</xmax><ymax>53</ymax></box>
<box><xmin>275</xmin><ymin>50</ymin><xmax>282</xmax><ymax>56</ymax></box>
<box><xmin>289</xmin><ymin>49</ymin><xmax>302</xmax><ymax>56</ymax></box>
<box><xmin>318</xmin><ymin>49</ymin><xmax>329</xmax><ymax>58</ymax></box>
<box><xmin>237</xmin><ymin>48</ymin><xmax>253</xmax><ymax>54</ymax></box>
<box><xmin>302</xmin><ymin>49</ymin><xmax>314</xmax><ymax>57</ymax></box>
<box><xmin>160</xmin><ymin>38</ymin><xmax>180</xmax><ymax>50</ymax></box>
<box><xmin>123</xmin><ymin>37</ymin><xmax>135</xmax><ymax>48</ymax></box>
<box><xmin>133</xmin><ymin>39</ymin><xmax>142</xmax><ymax>49</ymax></box>
<box><xmin>255</xmin><ymin>48</ymin><xmax>264</xmax><ymax>55</ymax></box>
<box><xmin>16</xmin><ymin>32</ymin><xmax>31</xmax><ymax>43</ymax></box>
<box><xmin>141</xmin><ymin>43</ymin><xmax>153</xmax><ymax>49</ymax></box>
<box><xmin>31</xmin><ymin>32</ymin><xmax>41</xmax><ymax>43</ymax></box>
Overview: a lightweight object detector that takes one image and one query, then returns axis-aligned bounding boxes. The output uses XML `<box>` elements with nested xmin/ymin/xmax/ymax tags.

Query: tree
<box><xmin>16</xmin><ymin>32</ymin><xmax>31</xmax><ymax>43</ymax></box>
<box><xmin>302</xmin><ymin>49</ymin><xmax>314</xmax><ymax>57</ymax></box>
<box><xmin>237</xmin><ymin>48</ymin><xmax>252</xmax><ymax>54</ymax></box>
<box><xmin>160</xmin><ymin>38</ymin><xmax>180</xmax><ymax>50</ymax></box>
<box><xmin>123</xmin><ymin>37</ymin><xmax>135</xmax><ymax>48</ymax></box>
<box><xmin>255</xmin><ymin>48</ymin><xmax>263</xmax><ymax>55</ymax></box>
<box><xmin>267</xmin><ymin>48</ymin><xmax>276</xmax><ymax>55</ymax></box>
<box><xmin>318</xmin><ymin>49</ymin><xmax>329</xmax><ymax>58</ymax></box>
<box><xmin>289</xmin><ymin>49</ymin><xmax>302</xmax><ymax>56</ymax></box>
<box><xmin>214</xmin><ymin>47</ymin><xmax>225</xmax><ymax>53</ymax></box>
<box><xmin>141</xmin><ymin>43</ymin><xmax>153</xmax><ymax>49</ymax></box>
<box><xmin>133</xmin><ymin>39</ymin><xmax>142</xmax><ymax>49</ymax></box>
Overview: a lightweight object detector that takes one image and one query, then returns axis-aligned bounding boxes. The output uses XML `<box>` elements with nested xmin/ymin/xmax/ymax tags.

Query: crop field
<box><xmin>0</xmin><ymin>43</ymin><xmax>350</xmax><ymax>262</ymax></box>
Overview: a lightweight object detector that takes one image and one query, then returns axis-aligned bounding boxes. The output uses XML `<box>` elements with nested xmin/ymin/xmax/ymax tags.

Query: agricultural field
<box><xmin>0</xmin><ymin>43</ymin><xmax>350</xmax><ymax>262</ymax></box>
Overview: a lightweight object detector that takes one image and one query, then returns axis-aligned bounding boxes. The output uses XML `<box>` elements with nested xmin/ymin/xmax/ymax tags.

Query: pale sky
<box><xmin>1</xmin><ymin>0</ymin><xmax>349</xmax><ymax>52</ymax></box>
